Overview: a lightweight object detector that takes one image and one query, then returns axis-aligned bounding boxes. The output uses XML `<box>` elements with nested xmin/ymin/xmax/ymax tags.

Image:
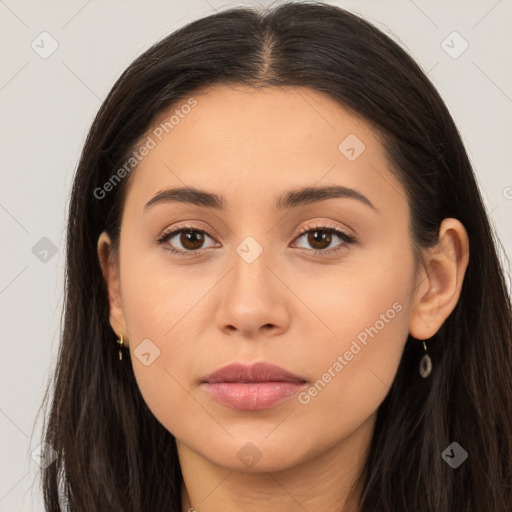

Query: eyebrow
<box><xmin>143</xmin><ymin>185</ymin><xmax>377</xmax><ymax>212</ymax></box>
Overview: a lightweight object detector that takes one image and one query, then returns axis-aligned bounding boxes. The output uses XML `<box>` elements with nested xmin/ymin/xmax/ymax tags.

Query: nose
<box><xmin>214</xmin><ymin>246</ymin><xmax>291</xmax><ymax>340</ymax></box>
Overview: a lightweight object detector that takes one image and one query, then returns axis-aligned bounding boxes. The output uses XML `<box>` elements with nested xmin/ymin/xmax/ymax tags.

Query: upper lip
<box><xmin>203</xmin><ymin>362</ymin><xmax>307</xmax><ymax>384</ymax></box>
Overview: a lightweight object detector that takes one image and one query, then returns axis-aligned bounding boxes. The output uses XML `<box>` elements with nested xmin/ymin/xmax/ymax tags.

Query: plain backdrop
<box><xmin>1</xmin><ymin>0</ymin><xmax>511</xmax><ymax>510</ymax></box>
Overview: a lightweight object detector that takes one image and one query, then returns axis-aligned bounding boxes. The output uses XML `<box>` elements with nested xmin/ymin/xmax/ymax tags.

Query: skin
<box><xmin>97</xmin><ymin>84</ymin><xmax>469</xmax><ymax>512</ymax></box>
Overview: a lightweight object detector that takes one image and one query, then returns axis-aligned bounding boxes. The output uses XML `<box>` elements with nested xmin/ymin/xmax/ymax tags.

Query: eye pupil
<box><xmin>182</xmin><ymin>230</ymin><xmax>204</xmax><ymax>250</ymax></box>
<box><xmin>308</xmin><ymin>230</ymin><xmax>332</xmax><ymax>250</ymax></box>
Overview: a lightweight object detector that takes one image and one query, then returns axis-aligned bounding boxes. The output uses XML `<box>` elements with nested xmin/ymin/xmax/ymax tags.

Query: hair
<box><xmin>38</xmin><ymin>1</ymin><xmax>512</xmax><ymax>510</ymax></box>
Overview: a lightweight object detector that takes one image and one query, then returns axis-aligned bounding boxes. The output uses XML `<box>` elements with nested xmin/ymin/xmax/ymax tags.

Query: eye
<box><xmin>291</xmin><ymin>222</ymin><xmax>356</xmax><ymax>255</ymax></box>
<box><xmin>157</xmin><ymin>221</ymin><xmax>356</xmax><ymax>257</ymax></box>
<box><xmin>157</xmin><ymin>225</ymin><xmax>218</xmax><ymax>255</ymax></box>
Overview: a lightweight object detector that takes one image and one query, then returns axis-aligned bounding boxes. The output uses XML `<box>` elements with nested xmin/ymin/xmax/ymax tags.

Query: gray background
<box><xmin>1</xmin><ymin>0</ymin><xmax>511</xmax><ymax>510</ymax></box>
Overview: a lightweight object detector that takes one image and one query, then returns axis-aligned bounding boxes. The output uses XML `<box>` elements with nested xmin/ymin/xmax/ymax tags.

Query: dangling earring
<box><xmin>117</xmin><ymin>333</ymin><xmax>124</xmax><ymax>361</ymax></box>
<box><xmin>419</xmin><ymin>340</ymin><xmax>432</xmax><ymax>378</ymax></box>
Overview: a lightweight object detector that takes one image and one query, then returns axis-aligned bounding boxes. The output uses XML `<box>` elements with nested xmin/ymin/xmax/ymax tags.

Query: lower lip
<box><xmin>202</xmin><ymin>381</ymin><xmax>306</xmax><ymax>410</ymax></box>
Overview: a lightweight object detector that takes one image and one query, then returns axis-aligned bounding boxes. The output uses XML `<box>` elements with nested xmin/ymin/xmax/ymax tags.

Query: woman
<box><xmin>39</xmin><ymin>1</ymin><xmax>512</xmax><ymax>510</ymax></box>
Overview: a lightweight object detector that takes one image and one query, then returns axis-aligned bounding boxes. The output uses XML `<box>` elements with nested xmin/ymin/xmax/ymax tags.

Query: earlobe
<box><xmin>409</xmin><ymin>218</ymin><xmax>470</xmax><ymax>340</ymax></box>
<box><xmin>97</xmin><ymin>231</ymin><xmax>128</xmax><ymax>346</ymax></box>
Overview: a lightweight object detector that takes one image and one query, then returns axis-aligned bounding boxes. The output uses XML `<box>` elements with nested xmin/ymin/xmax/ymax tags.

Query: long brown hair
<box><xmin>39</xmin><ymin>2</ymin><xmax>512</xmax><ymax>510</ymax></box>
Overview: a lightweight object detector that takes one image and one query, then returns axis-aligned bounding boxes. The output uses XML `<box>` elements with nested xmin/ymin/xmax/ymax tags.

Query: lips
<box><xmin>201</xmin><ymin>362</ymin><xmax>307</xmax><ymax>411</ymax></box>
<box><xmin>203</xmin><ymin>361</ymin><xmax>307</xmax><ymax>384</ymax></box>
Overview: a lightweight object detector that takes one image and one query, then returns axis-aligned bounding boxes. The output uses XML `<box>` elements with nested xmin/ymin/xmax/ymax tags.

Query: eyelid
<box><xmin>292</xmin><ymin>220</ymin><xmax>352</xmax><ymax>239</ymax></box>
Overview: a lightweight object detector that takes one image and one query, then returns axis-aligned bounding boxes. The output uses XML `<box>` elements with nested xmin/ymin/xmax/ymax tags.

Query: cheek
<box><xmin>290</xmin><ymin>249</ymin><xmax>413</xmax><ymax>426</ymax></box>
<box><xmin>122</xmin><ymin>278</ymin><xmax>203</xmax><ymax>366</ymax></box>
<box><xmin>123</xmin><ymin>279</ymin><xmax>205</xmax><ymax>441</ymax></box>
<box><xmin>286</xmin><ymin>292</ymin><xmax>410</xmax><ymax>465</ymax></box>
<box><xmin>296</xmin><ymin>301</ymin><xmax>409</xmax><ymax>424</ymax></box>
<box><xmin>118</xmin><ymin>251</ymin><xmax>207</xmax><ymax>425</ymax></box>
<box><xmin>119</xmin><ymin>241</ymin><xmax>211</xmax><ymax>341</ymax></box>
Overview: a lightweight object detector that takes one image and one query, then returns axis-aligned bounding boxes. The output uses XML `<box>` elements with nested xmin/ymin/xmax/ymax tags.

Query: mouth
<box><xmin>201</xmin><ymin>361</ymin><xmax>308</xmax><ymax>411</ymax></box>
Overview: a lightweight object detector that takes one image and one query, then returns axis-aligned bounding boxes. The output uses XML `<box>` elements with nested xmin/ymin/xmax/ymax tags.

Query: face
<box><xmin>101</xmin><ymin>84</ymin><xmax>420</xmax><ymax>473</ymax></box>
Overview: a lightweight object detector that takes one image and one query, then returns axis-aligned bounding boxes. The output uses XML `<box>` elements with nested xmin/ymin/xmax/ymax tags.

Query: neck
<box><xmin>179</xmin><ymin>413</ymin><xmax>375</xmax><ymax>512</ymax></box>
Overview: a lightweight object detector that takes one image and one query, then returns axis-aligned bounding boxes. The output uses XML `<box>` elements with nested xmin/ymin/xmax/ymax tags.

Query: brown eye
<box><xmin>305</xmin><ymin>230</ymin><xmax>333</xmax><ymax>250</ymax></box>
<box><xmin>158</xmin><ymin>227</ymin><xmax>217</xmax><ymax>254</ymax></box>
<box><xmin>293</xmin><ymin>225</ymin><xmax>355</xmax><ymax>254</ymax></box>
<box><xmin>179</xmin><ymin>230</ymin><xmax>206</xmax><ymax>250</ymax></box>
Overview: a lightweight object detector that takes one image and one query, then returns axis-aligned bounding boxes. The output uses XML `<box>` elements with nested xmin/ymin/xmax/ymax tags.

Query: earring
<box><xmin>419</xmin><ymin>340</ymin><xmax>432</xmax><ymax>378</ymax></box>
<box><xmin>117</xmin><ymin>333</ymin><xmax>124</xmax><ymax>361</ymax></box>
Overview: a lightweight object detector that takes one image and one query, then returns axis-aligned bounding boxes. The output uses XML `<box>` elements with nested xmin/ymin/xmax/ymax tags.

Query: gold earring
<box><xmin>117</xmin><ymin>333</ymin><xmax>124</xmax><ymax>361</ymax></box>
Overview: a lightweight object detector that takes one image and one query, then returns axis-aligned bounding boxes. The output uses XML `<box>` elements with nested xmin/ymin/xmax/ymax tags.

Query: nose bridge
<box><xmin>229</xmin><ymin>233</ymin><xmax>274</xmax><ymax>302</ymax></box>
<box><xmin>214</xmin><ymin>231</ymin><xmax>290</xmax><ymax>336</ymax></box>
<box><xmin>225</xmin><ymin>207</ymin><xmax>290</xmax><ymax>296</ymax></box>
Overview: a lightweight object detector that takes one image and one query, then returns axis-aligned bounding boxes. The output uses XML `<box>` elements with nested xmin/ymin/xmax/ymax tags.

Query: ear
<box><xmin>97</xmin><ymin>231</ymin><xmax>128</xmax><ymax>347</ymax></box>
<box><xmin>409</xmin><ymin>218</ymin><xmax>470</xmax><ymax>340</ymax></box>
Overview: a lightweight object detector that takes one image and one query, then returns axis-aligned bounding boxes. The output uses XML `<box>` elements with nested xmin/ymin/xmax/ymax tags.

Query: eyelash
<box><xmin>156</xmin><ymin>221</ymin><xmax>356</xmax><ymax>257</ymax></box>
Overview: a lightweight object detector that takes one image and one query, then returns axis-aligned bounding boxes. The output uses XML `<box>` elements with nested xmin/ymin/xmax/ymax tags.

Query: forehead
<box><xmin>124</xmin><ymin>84</ymin><xmax>404</xmax><ymax>213</ymax></box>
<box><xmin>146</xmin><ymin>84</ymin><xmax>376</xmax><ymax>153</ymax></box>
